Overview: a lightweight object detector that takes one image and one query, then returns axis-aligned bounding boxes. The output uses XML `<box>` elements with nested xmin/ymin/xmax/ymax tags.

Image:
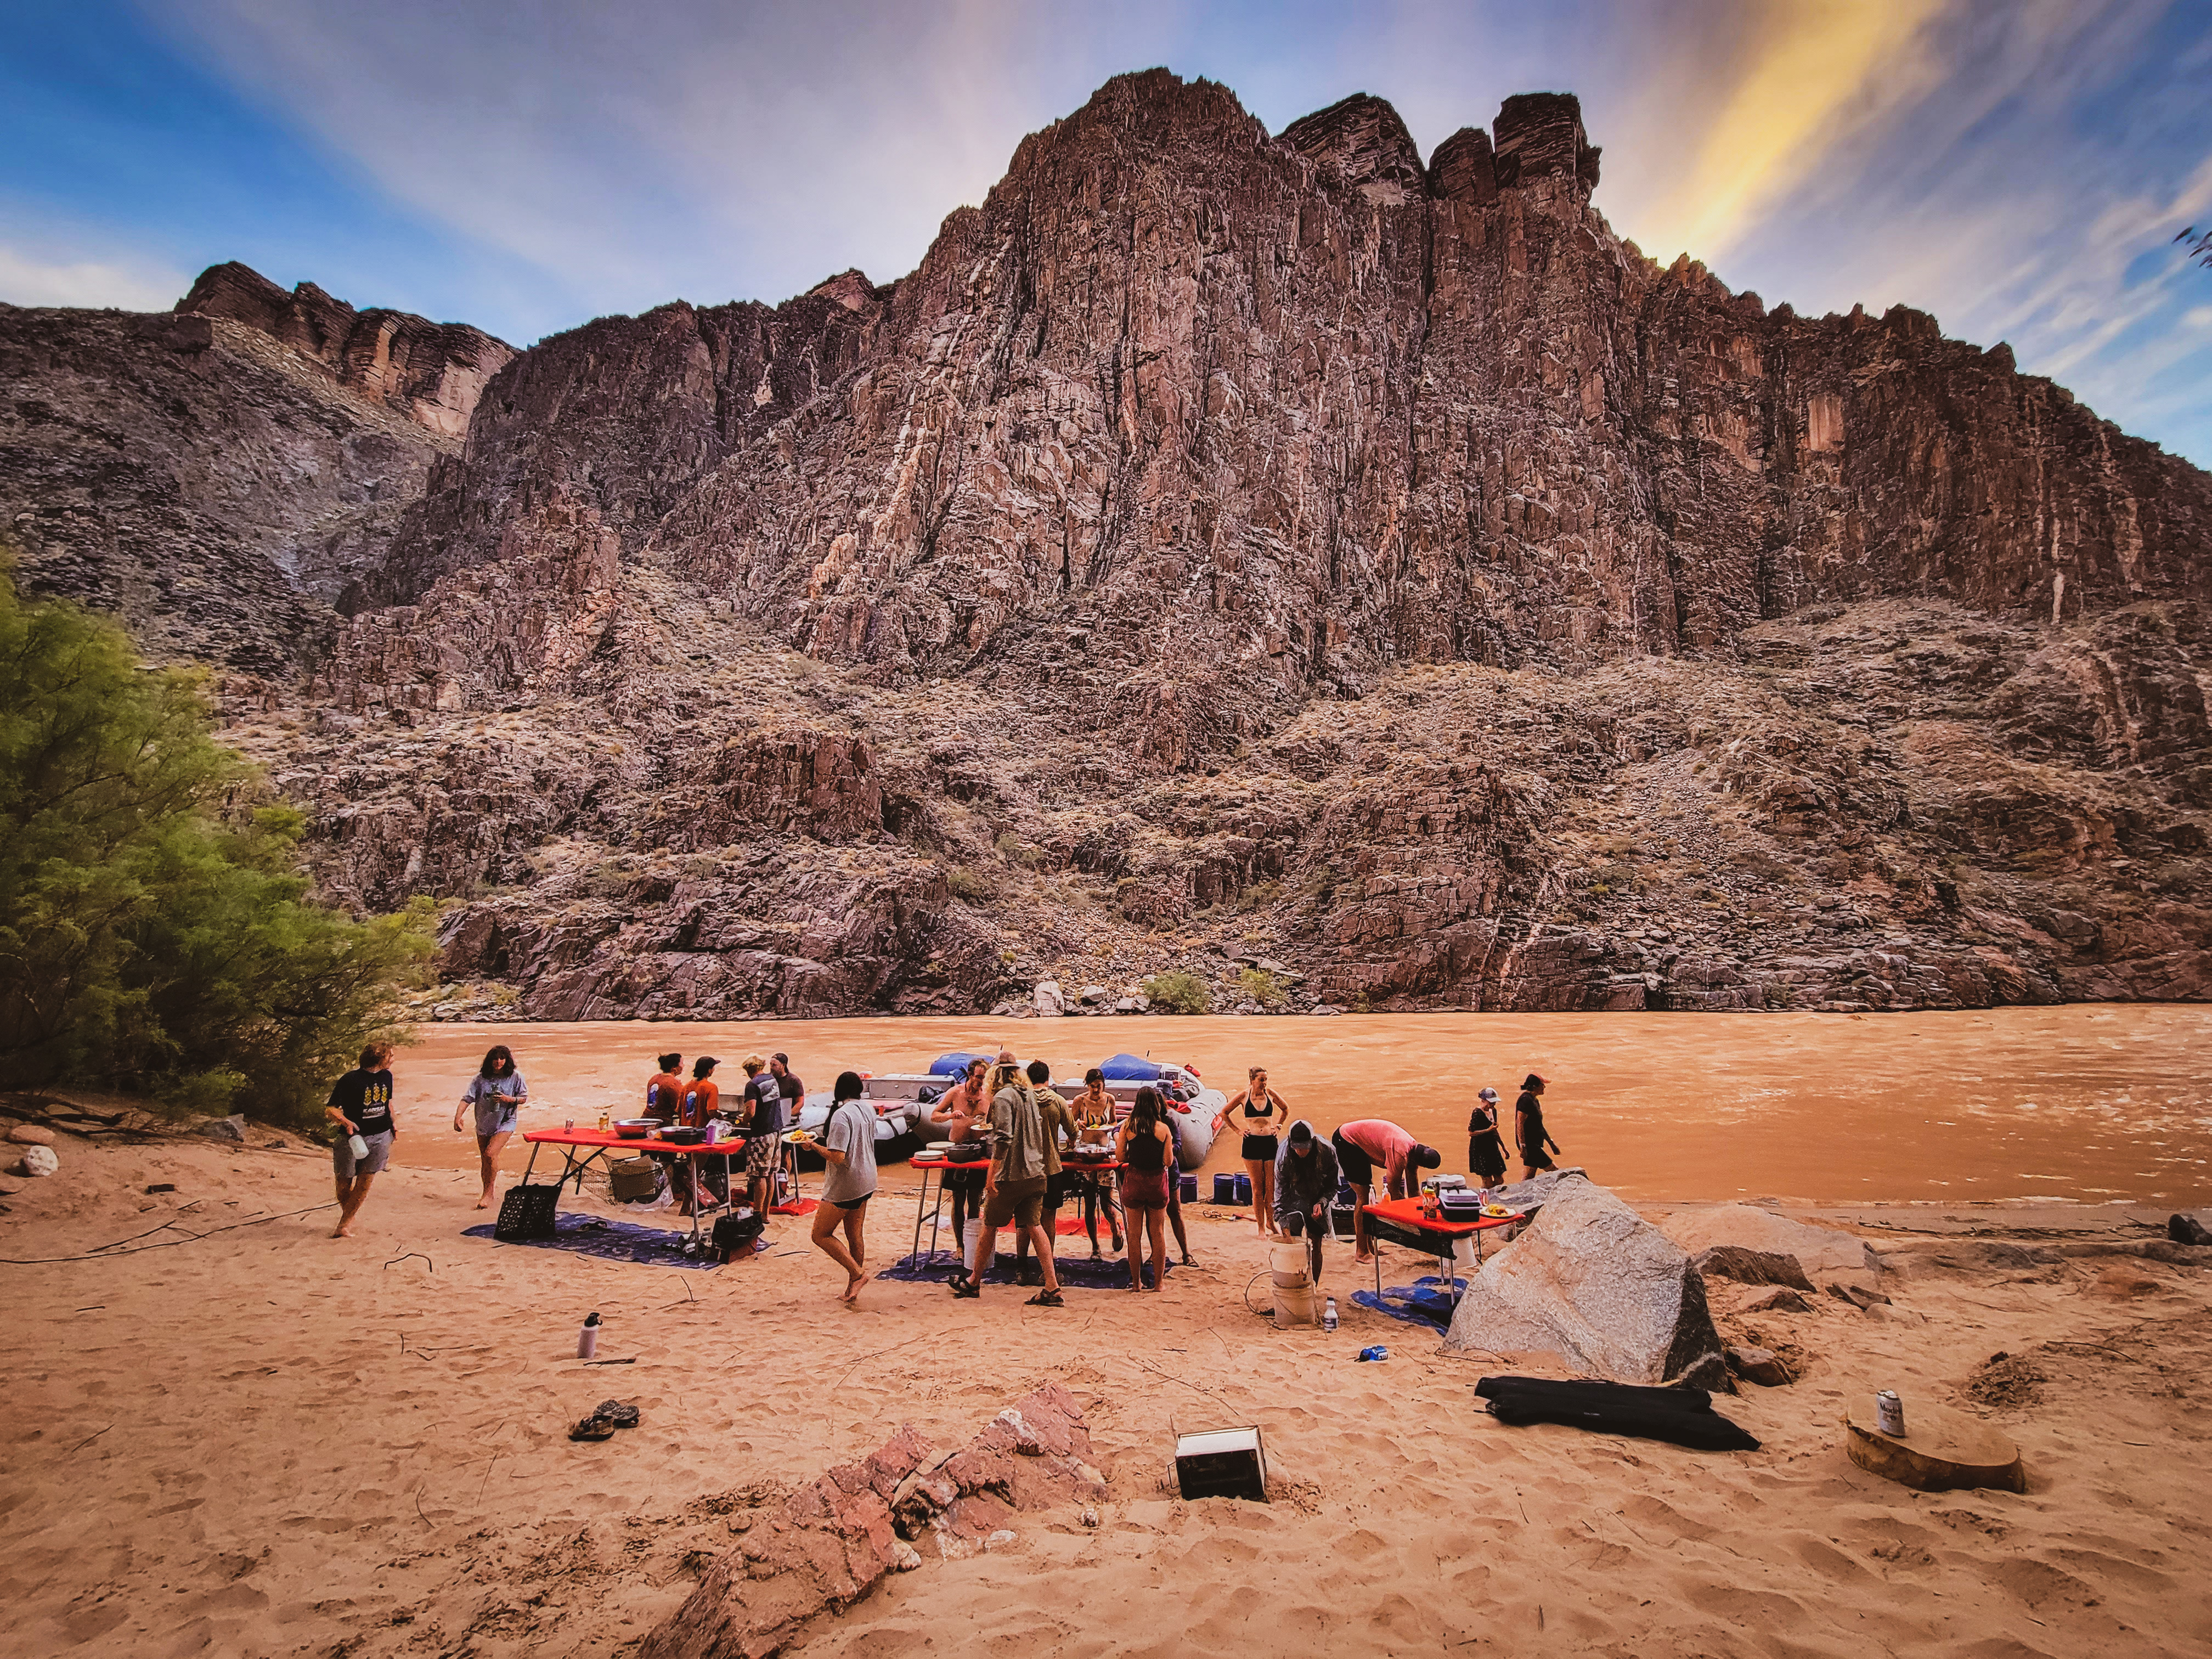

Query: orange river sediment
<box><xmin>381</xmin><ymin>1006</ymin><xmax>2212</xmax><ymax>1206</ymax></box>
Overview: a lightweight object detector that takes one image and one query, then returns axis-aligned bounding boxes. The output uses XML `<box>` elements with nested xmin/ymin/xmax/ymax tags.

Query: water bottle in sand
<box><xmin>578</xmin><ymin>1311</ymin><xmax>601</xmax><ymax>1360</ymax></box>
<box><xmin>1323</xmin><ymin>1296</ymin><xmax>1339</xmax><ymax>1333</ymax></box>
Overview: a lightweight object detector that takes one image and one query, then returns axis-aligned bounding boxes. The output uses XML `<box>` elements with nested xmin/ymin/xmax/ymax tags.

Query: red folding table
<box><xmin>520</xmin><ymin>1127</ymin><xmax>747</xmax><ymax>1254</ymax></box>
<box><xmin>1358</xmin><ymin>1197</ymin><xmax>1522</xmax><ymax>1307</ymax></box>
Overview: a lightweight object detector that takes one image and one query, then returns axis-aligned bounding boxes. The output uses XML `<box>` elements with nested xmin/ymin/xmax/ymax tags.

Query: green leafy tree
<box><xmin>0</xmin><ymin>571</ymin><xmax>431</xmax><ymax>1121</ymax></box>
<box><xmin>1143</xmin><ymin>970</ymin><xmax>1211</xmax><ymax>1014</ymax></box>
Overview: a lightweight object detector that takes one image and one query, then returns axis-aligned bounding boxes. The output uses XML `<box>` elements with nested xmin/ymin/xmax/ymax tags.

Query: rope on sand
<box><xmin>0</xmin><ymin>1201</ymin><xmax>340</xmax><ymax>1265</ymax></box>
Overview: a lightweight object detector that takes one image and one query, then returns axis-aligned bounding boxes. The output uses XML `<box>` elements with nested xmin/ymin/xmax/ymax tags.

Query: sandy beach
<box><xmin>5</xmin><ymin>1093</ymin><xmax>2210</xmax><ymax>1658</ymax></box>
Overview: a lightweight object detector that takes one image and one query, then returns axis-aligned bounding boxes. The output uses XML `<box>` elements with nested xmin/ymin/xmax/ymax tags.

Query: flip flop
<box><xmin>569</xmin><ymin>1415</ymin><xmax>617</xmax><ymax>1442</ymax></box>
<box><xmin>950</xmin><ymin>1280</ymin><xmax>980</xmax><ymax>1300</ymax></box>
<box><xmin>1025</xmin><ymin>1290</ymin><xmax>1064</xmax><ymax>1308</ymax></box>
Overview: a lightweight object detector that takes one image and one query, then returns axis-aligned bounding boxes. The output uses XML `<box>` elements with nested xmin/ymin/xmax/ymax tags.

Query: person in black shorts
<box><xmin>1467</xmin><ymin>1087</ymin><xmax>1508</xmax><ymax>1188</ymax></box>
<box><xmin>1516</xmin><ymin>1074</ymin><xmax>1561</xmax><ymax>1177</ymax></box>
<box><xmin>326</xmin><ymin>1043</ymin><xmax>396</xmax><ymax>1238</ymax></box>
<box><xmin>1217</xmin><ymin>1065</ymin><xmax>1288</xmax><ymax>1238</ymax></box>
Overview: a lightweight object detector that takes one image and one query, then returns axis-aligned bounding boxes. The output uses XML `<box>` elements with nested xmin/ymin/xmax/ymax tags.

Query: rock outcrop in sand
<box><xmin>641</xmin><ymin>1383</ymin><xmax>1104</xmax><ymax>1659</ymax></box>
<box><xmin>5</xmin><ymin>74</ymin><xmax>2210</xmax><ymax>1015</ymax></box>
<box><xmin>1443</xmin><ymin>1175</ymin><xmax>1731</xmax><ymax>1388</ymax></box>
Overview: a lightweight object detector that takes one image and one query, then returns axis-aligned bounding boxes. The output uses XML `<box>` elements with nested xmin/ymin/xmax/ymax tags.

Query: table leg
<box><xmin>910</xmin><ymin>1166</ymin><xmax>926</xmax><ymax>1264</ymax></box>
<box><xmin>522</xmin><ymin>1144</ymin><xmax>543</xmax><ymax>1184</ymax></box>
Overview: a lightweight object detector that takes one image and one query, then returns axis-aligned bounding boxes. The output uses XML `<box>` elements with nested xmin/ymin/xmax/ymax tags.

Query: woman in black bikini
<box><xmin>1217</xmin><ymin>1066</ymin><xmax>1289</xmax><ymax>1238</ymax></box>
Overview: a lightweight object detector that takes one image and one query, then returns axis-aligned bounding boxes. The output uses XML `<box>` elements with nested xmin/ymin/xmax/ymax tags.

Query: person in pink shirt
<box><xmin>1331</xmin><ymin>1119</ymin><xmax>1442</xmax><ymax>1262</ymax></box>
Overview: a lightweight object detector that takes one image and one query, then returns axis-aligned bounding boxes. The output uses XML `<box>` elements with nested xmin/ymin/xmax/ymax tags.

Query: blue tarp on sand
<box><xmin>1352</xmin><ymin>1274</ymin><xmax>1468</xmax><ymax>1328</ymax></box>
<box><xmin>462</xmin><ymin>1213</ymin><xmax>720</xmax><ymax>1268</ymax></box>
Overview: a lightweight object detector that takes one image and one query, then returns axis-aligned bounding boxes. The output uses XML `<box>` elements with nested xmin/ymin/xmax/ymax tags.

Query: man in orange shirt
<box><xmin>644</xmin><ymin>1053</ymin><xmax>685</xmax><ymax>1121</ymax></box>
<box><xmin>671</xmin><ymin>1057</ymin><xmax>724</xmax><ymax>1215</ymax></box>
<box><xmin>681</xmin><ymin>1056</ymin><xmax>722</xmax><ymax>1126</ymax></box>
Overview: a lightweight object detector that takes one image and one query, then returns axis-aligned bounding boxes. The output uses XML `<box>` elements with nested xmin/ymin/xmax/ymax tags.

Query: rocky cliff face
<box><xmin>176</xmin><ymin>262</ymin><xmax>513</xmax><ymax>442</ymax></box>
<box><xmin>8</xmin><ymin>74</ymin><xmax>2210</xmax><ymax>1018</ymax></box>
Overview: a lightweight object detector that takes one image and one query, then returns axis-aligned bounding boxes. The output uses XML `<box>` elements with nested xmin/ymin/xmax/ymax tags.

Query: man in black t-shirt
<box><xmin>770</xmin><ymin>1053</ymin><xmax>806</xmax><ymax>1126</ymax></box>
<box><xmin>740</xmin><ymin>1056</ymin><xmax>785</xmax><ymax>1218</ymax></box>
<box><xmin>326</xmin><ymin>1043</ymin><xmax>397</xmax><ymax>1238</ymax></box>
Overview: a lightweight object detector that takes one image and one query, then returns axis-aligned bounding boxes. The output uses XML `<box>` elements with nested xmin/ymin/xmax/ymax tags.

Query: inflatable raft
<box><xmin>1089</xmin><ymin>1053</ymin><xmax>1224</xmax><ymax>1171</ymax></box>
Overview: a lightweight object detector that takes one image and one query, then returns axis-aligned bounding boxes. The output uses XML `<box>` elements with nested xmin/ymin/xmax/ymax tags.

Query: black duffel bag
<box><xmin>1474</xmin><ymin>1375</ymin><xmax>1760</xmax><ymax>1452</ymax></box>
<box><xmin>713</xmin><ymin>1211</ymin><xmax>765</xmax><ymax>1261</ymax></box>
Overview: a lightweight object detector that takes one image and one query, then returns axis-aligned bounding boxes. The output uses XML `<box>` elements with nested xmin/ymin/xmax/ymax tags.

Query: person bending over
<box><xmin>1331</xmin><ymin>1118</ymin><xmax>1442</xmax><ymax>1262</ymax></box>
<box><xmin>327</xmin><ymin>1043</ymin><xmax>396</xmax><ymax>1238</ymax></box>
<box><xmin>1273</xmin><ymin>1120</ymin><xmax>1340</xmax><ymax>1283</ymax></box>
<box><xmin>957</xmin><ymin>1060</ymin><xmax>1063</xmax><ymax>1306</ymax></box>
<box><xmin>810</xmin><ymin>1071</ymin><xmax>877</xmax><ymax>1304</ymax></box>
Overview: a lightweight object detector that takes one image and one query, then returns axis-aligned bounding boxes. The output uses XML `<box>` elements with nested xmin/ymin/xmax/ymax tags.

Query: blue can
<box><xmin>1357</xmin><ymin>1345</ymin><xmax>1389</xmax><ymax>1362</ymax></box>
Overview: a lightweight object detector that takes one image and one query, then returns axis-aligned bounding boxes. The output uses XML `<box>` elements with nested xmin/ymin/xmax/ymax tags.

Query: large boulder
<box><xmin>1660</xmin><ymin>1206</ymin><xmax>1879</xmax><ymax>1280</ymax></box>
<box><xmin>1442</xmin><ymin>1175</ymin><xmax>1730</xmax><ymax>1390</ymax></box>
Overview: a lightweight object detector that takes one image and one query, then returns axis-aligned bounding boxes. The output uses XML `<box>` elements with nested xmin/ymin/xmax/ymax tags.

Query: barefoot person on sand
<box><xmin>326</xmin><ymin>1043</ymin><xmax>395</xmax><ymax>1237</ymax></box>
<box><xmin>809</xmin><ymin>1071</ymin><xmax>877</xmax><ymax>1303</ymax></box>
<box><xmin>455</xmin><ymin>1045</ymin><xmax>527</xmax><ymax>1210</ymax></box>
<box><xmin>1515</xmin><ymin>1074</ymin><xmax>1561</xmax><ymax>1179</ymax></box>
<box><xmin>1217</xmin><ymin>1066</ymin><xmax>1288</xmax><ymax>1237</ymax></box>
<box><xmin>1116</xmin><ymin>1088</ymin><xmax>1173</xmax><ymax>1292</ymax></box>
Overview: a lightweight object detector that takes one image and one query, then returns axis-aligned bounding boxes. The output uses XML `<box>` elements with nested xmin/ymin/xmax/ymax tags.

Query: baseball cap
<box><xmin>1477</xmin><ymin>1087</ymin><xmax>1499</xmax><ymax>1103</ymax></box>
<box><xmin>1288</xmin><ymin>1121</ymin><xmax>1313</xmax><ymax>1144</ymax></box>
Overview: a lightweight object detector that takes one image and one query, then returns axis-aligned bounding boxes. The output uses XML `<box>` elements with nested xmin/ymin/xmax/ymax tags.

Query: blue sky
<box><xmin>4</xmin><ymin>0</ymin><xmax>2210</xmax><ymax>464</ymax></box>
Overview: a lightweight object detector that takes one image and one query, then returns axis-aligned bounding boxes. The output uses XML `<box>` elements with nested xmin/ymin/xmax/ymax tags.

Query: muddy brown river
<box><xmin>382</xmin><ymin>1007</ymin><xmax>2212</xmax><ymax>1205</ymax></box>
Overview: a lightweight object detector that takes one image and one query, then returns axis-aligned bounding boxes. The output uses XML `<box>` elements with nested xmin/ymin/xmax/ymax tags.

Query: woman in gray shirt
<box><xmin>453</xmin><ymin>1045</ymin><xmax>527</xmax><ymax>1210</ymax></box>
<box><xmin>809</xmin><ymin>1070</ymin><xmax>877</xmax><ymax>1304</ymax></box>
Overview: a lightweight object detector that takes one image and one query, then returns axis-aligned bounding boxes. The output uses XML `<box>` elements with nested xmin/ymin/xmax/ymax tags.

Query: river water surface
<box><xmin>383</xmin><ymin>1006</ymin><xmax>2212</xmax><ymax>1205</ymax></box>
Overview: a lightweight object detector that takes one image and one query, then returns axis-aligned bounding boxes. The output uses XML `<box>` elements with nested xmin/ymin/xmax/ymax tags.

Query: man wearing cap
<box><xmin>1273</xmin><ymin>1120</ymin><xmax>1340</xmax><ymax>1283</ymax></box>
<box><xmin>1467</xmin><ymin>1087</ymin><xmax>1508</xmax><ymax>1189</ymax></box>
<box><xmin>1332</xmin><ymin>1118</ymin><xmax>1443</xmax><ymax>1262</ymax></box>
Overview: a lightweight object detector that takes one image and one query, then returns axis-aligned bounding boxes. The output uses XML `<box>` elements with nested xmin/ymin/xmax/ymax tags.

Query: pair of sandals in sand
<box><xmin>569</xmin><ymin>1399</ymin><xmax>643</xmax><ymax>1442</ymax></box>
<box><xmin>947</xmin><ymin>1272</ymin><xmax>1063</xmax><ymax>1307</ymax></box>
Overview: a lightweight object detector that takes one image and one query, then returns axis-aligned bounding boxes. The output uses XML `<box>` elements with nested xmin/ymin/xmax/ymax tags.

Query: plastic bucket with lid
<box><xmin>1269</xmin><ymin>1244</ymin><xmax>1317</xmax><ymax>1326</ymax></box>
<box><xmin>1212</xmin><ymin>1173</ymin><xmax>1237</xmax><ymax>1203</ymax></box>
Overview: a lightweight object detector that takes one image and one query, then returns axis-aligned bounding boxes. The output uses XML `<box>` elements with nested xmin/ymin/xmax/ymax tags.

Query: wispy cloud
<box><xmin>1630</xmin><ymin>0</ymin><xmax>1953</xmax><ymax>262</ymax></box>
<box><xmin>0</xmin><ymin>241</ymin><xmax>185</xmax><ymax>311</ymax></box>
<box><xmin>15</xmin><ymin>0</ymin><xmax>2202</xmax><ymax>462</ymax></box>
